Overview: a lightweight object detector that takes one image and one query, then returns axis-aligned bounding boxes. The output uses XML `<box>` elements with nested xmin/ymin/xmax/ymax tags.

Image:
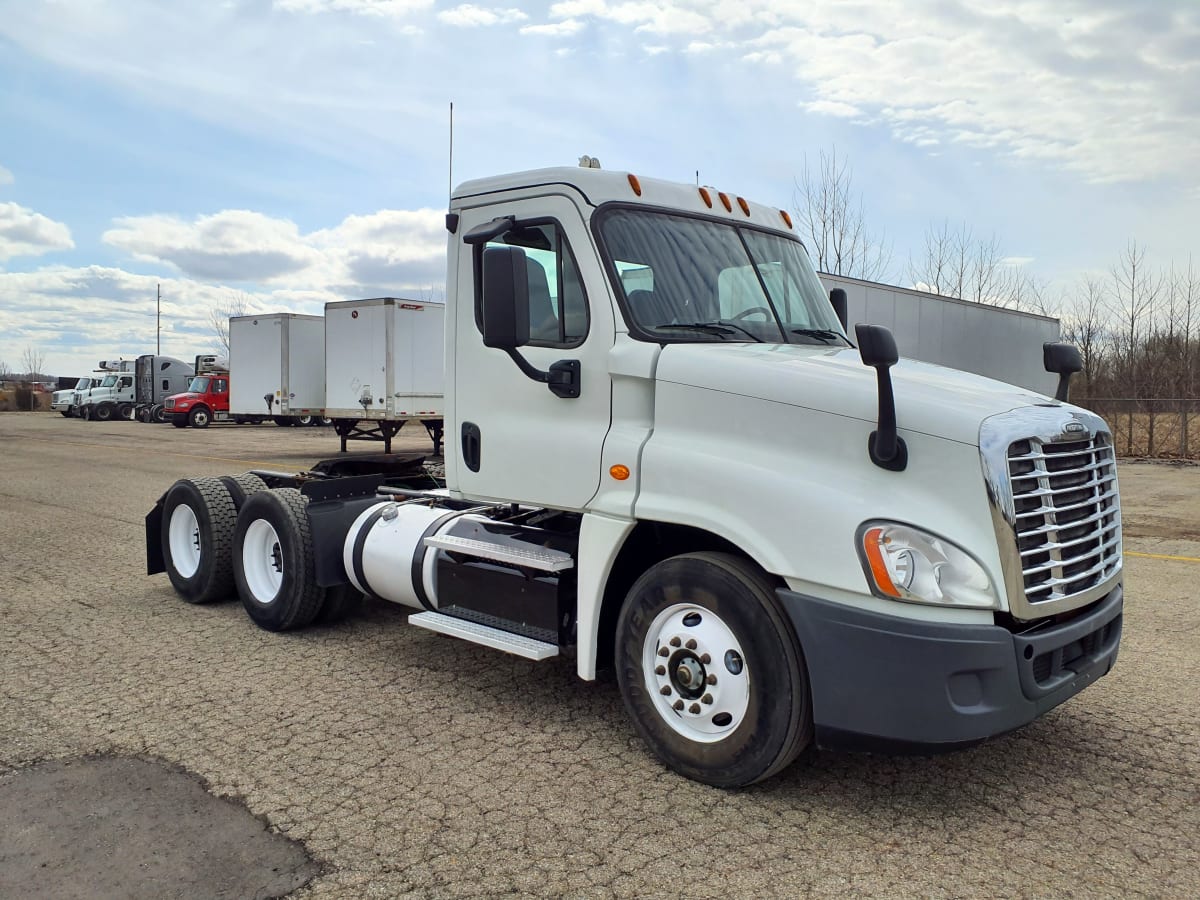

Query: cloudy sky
<box><xmin>2</xmin><ymin>0</ymin><xmax>1197</xmax><ymax>377</ymax></box>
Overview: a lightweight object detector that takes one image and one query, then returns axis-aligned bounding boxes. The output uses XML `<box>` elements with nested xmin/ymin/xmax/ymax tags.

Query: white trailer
<box><xmin>323</xmin><ymin>298</ymin><xmax>445</xmax><ymax>452</ymax></box>
<box><xmin>229</xmin><ymin>314</ymin><xmax>326</xmax><ymax>425</ymax></box>
<box><xmin>148</xmin><ymin>164</ymin><xmax>1123</xmax><ymax>788</ymax></box>
<box><xmin>819</xmin><ymin>273</ymin><xmax>1060</xmax><ymax>395</ymax></box>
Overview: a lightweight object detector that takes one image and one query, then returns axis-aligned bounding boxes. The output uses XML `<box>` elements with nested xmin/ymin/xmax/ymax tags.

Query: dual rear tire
<box><xmin>158</xmin><ymin>475</ymin><xmax>362</xmax><ymax>628</ymax></box>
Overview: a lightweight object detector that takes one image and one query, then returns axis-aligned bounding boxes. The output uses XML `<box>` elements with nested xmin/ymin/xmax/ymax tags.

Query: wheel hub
<box><xmin>643</xmin><ymin>604</ymin><xmax>750</xmax><ymax>742</ymax></box>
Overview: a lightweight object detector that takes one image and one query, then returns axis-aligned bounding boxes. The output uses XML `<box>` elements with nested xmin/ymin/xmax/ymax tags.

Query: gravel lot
<box><xmin>1</xmin><ymin>412</ymin><xmax>1197</xmax><ymax>898</ymax></box>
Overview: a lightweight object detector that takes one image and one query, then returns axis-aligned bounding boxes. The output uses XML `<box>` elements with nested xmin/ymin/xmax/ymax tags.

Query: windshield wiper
<box><xmin>790</xmin><ymin>328</ymin><xmax>844</xmax><ymax>344</ymax></box>
<box><xmin>656</xmin><ymin>322</ymin><xmax>764</xmax><ymax>342</ymax></box>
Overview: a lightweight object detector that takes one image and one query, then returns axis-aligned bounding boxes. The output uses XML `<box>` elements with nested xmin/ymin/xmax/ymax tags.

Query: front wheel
<box><xmin>615</xmin><ymin>552</ymin><xmax>813</xmax><ymax>787</ymax></box>
<box><xmin>189</xmin><ymin>406</ymin><xmax>211</xmax><ymax>428</ymax></box>
<box><xmin>93</xmin><ymin>403</ymin><xmax>114</xmax><ymax>422</ymax></box>
<box><xmin>233</xmin><ymin>489</ymin><xmax>325</xmax><ymax>632</ymax></box>
<box><xmin>60</xmin><ymin>410</ymin><xmax>71</xmax><ymax>418</ymax></box>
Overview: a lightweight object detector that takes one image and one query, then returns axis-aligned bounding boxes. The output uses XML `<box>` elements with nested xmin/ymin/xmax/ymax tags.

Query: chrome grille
<box><xmin>1006</xmin><ymin>434</ymin><xmax>1122</xmax><ymax>605</ymax></box>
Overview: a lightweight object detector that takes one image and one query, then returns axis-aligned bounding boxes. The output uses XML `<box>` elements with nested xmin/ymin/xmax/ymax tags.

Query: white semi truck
<box><xmin>52</xmin><ymin>375</ymin><xmax>103</xmax><ymax>416</ymax></box>
<box><xmin>146</xmin><ymin>166</ymin><xmax>1123</xmax><ymax>786</ymax></box>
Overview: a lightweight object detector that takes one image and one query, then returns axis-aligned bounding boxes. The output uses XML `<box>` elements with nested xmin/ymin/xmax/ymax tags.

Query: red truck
<box><xmin>165</xmin><ymin>369</ymin><xmax>234</xmax><ymax>428</ymax></box>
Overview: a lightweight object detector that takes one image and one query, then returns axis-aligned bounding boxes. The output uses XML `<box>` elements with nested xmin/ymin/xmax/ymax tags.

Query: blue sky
<box><xmin>2</xmin><ymin>0</ymin><xmax>1198</xmax><ymax>377</ymax></box>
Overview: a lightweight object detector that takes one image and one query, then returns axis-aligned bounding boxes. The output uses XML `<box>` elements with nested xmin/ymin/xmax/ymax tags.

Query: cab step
<box><xmin>423</xmin><ymin>534</ymin><xmax>574</xmax><ymax>572</ymax></box>
<box><xmin>407</xmin><ymin>611</ymin><xmax>560</xmax><ymax>660</ymax></box>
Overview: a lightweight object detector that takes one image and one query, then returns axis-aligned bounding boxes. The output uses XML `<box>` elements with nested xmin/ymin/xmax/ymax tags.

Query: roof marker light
<box><xmin>718</xmin><ymin>192</ymin><xmax>733</xmax><ymax>212</ymax></box>
<box><xmin>780</xmin><ymin>210</ymin><xmax>794</xmax><ymax>229</ymax></box>
<box><xmin>698</xmin><ymin>187</ymin><xmax>713</xmax><ymax>208</ymax></box>
<box><xmin>628</xmin><ymin>174</ymin><xmax>642</xmax><ymax>196</ymax></box>
<box><xmin>737</xmin><ymin>197</ymin><xmax>750</xmax><ymax>216</ymax></box>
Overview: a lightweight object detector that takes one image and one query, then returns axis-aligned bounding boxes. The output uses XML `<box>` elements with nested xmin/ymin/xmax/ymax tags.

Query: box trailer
<box><xmin>230</xmin><ymin>314</ymin><xmax>326</xmax><ymax>425</ymax></box>
<box><xmin>323</xmin><ymin>298</ymin><xmax>445</xmax><ymax>451</ymax></box>
<box><xmin>819</xmin><ymin>273</ymin><xmax>1060</xmax><ymax>395</ymax></box>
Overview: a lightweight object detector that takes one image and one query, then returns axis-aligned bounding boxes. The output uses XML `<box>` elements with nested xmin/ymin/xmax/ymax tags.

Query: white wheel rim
<box><xmin>242</xmin><ymin>519</ymin><xmax>283</xmax><ymax>604</ymax></box>
<box><xmin>642</xmin><ymin>603</ymin><xmax>750</xmax><ymax>743</ymax></box>
<box><xmin>167</xmin><ymin>504</ymin><xmax>202</xmax><ymax>578</ymax></box>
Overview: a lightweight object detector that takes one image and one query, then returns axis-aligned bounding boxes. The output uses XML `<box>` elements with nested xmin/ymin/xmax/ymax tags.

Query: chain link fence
<box><xmin>1082</xmin><ymin>399</ymin><xmax>1200</xmax><ymax>459</ymax></box>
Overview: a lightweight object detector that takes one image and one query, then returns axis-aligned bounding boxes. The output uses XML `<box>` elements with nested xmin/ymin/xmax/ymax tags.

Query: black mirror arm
<box><xmin>504</xmin><ymin>350</ymin><xmax>581</xmax><ymax>399</ymax></box>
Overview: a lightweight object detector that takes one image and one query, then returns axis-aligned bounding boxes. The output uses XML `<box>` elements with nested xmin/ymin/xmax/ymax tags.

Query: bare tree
<box><xmin>1061</xmin><ymin>276</ymin><xmax>1110</xmax><ymax>399</ymax></box>
<box><xmin>794</xmin><ymin>147</ymin><xmax>892</xmax><ymax>281</ymax></box>
<box><xmin>20</xmin><ymin>346</ymin><xmax>46</xmax><ymax>382</ymax></box>
<box><xmin>209</xmin><ymin>292</ymin><xmax>252</xmax><ymax>354</ymax></box>
<box><xmin>908</xmin><ymin>221</ymin><xmax>1036</xmax><ymax>308</ymax></box>
<box><xmin>0</xmin><ymin>359</ymin><xmax>10</xmax><ymax>380</ymax></box>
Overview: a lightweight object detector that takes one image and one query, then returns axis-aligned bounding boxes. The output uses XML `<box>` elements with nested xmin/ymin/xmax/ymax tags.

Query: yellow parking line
<box><xmin>1127</xmin><ymin>550</ymin><xmax>1200</xmax><ymax>563</ymax></box>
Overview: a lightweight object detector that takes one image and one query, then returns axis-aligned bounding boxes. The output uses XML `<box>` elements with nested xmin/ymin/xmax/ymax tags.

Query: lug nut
<box><xmin>700</xmin><ymin>653</ymin><xmax>711</xmax><ymax>664</ymax></box>
<box><xmin>660</xmin><ymin>685</ymin><xmax>672</xmax><ymax>696</ymax></box>
<box><xmin>655</xmin><ymin>665</ymin><xmax>666</xmax><ymax>676</ymax></box>
<box><xmin>685</xmin><ymin>639</ymin><xmax>697</xmax><ymax>650</ymax></box>
<box><xmin>702</xmin><ymin>694</ymin><xmax>713</xmax><ymax>705</ymax></box>
<box><xmin>706</xmin><ymin>674</ymin><xmax>717</xmax><ymax>685</ymax></box>
<box><xmin>673</xmin><ymin>700</ymin><xmax>684</xmax><ymax>711</ymax></box>
<box><xmin>688</xmin><ymin>703</ymin><xmax>701</xmax><ymax>714</ymax></box>
<box><xmin>669</xmin><ymin>637</ymin><xmax>681</xmax><ymax>648</ymax></box>
<box><xmin>658</xmin><ymin>647</ymin><xmax>669</xmax><ymax>658</ymax></box>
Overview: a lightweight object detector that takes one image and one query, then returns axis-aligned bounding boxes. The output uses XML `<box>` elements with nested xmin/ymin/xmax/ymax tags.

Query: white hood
<box><xmin>655</xmin><ymin>343</ymin><xmax>1056</xmax><ymax>446</ymax></box>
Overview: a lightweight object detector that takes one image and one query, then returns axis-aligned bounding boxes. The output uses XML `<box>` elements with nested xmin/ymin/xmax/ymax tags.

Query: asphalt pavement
<box><xmin>1</xmin><ymin>413</ymin><xmax>1197</xmax><ymax>898</ymax></box>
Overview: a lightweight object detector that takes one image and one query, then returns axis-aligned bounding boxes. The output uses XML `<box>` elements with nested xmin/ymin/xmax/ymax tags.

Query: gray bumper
<box><xmin>779</xmin><ymin>586</ymin><xmax>1122</xmax><ymax>753</ymax></box>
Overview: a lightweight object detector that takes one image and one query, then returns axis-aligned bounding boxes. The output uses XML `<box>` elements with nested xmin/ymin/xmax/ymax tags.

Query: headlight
<box><xmin>856</xmin><ymin>521</ymin><xmax>998</xmax><ymax>609</ymax></box>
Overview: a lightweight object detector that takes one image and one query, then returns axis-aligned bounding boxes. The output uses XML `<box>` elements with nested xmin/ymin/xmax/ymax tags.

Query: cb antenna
<box><xmin>448</xmin><ymin>101</ymin><xmax>454</xmax><ymax>207</ymax></box>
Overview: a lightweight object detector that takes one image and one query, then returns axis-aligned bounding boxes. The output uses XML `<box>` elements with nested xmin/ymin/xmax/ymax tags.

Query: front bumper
<box><xmin>779</xmin><ymin>585</ymin><xmax>1122</xmax><ymax>753</ymax></box>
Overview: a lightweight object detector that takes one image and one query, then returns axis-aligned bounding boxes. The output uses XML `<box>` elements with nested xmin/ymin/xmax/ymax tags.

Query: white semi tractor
<box><xmin>147</xmin><ymin>166</ymin><xmax>1123</xmax><ymax>786</ymax></box>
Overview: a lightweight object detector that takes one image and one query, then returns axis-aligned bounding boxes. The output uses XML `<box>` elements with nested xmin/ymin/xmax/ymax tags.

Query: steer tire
<box><xmin>160</xmin><ymin>476</ymin><xmax>239</xmax><ymax>604</ymax></box>
<box><xmin>93</xmin><ymin>403</ymin><xmax>114</xmax><ymax>422</ymax></box>
<box><xmin>189</xmin><ymin>406</ymin><xmax>211</xmax><ymax>428</ymax></box>
<box><xmin>615</xmin><ymin>552</ymin><xmax>814</xmax><ymax>787</ymax></box>
<box><xmin>233</xmin><ymin>488</ymin><xmax>325</xmax><ymax>632</ymax></box>
<box><xmin>152</xmin><ymin>404</ymin><xmax>167</xmax><ymax>423</ymax></box>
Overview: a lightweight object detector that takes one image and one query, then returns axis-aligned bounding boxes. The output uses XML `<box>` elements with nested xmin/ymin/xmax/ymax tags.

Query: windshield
<box><xmin>74</xmin><ymin>378</ymin><xmax>90</xmax><ymax>390</ymax></box>
<box><xmin>100</xmin><ymin>375</ymin><xmax>118</xmax><ymax>387</ymax></box>
<box><xmin>598</xmin><ymin>209</ymin><xmax>847</xmax><ymax>346</ymax></box>
<box><xmin>188</xmin><ymin>376</ymin><xmax>210</xmax><ymax>393</ymax></box>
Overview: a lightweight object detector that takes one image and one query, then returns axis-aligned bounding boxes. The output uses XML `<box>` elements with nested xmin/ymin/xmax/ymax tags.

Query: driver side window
<box><xmin>476</xmin><ymin>221</ymin><xmax>589</xmax><ymax>348</ymax></box>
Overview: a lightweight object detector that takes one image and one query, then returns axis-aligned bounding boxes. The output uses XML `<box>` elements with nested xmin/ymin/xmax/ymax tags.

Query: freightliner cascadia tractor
<box><xmin>146</xmin><ymin>165</ymin><xmax>1122</xmax><ymax>786</ymax></box>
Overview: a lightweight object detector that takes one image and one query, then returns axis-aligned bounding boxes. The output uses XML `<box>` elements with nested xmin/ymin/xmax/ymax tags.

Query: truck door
<box><xmin>452</xmin><ymin>194</ymin><xmax>615</xmax><ymax>510</ymax></box>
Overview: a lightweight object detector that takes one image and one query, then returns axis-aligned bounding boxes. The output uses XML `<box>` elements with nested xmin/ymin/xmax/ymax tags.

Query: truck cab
<box><xmin>79</xmin><ymin>371</ymin><xmax>136</xmax><ymax>420</ymax></box>
<box><xmin>165</xmin><ymin>371</ymin><xmax>230</xmax><ymax>428</ymax></box>
<box><xmin>52</xmin><ymin>377</ymin><xmax>95</xmax><ymax>416</ymax></box>
<box><xmin>148</xmin><ymin>165</ymin><xmax>1122</xmax><ymax>787</ymax></box>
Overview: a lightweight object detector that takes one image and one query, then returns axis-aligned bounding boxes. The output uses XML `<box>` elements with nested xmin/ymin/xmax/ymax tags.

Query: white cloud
<box><xmin>0</xmin><ymin>164</ymin><xmax>13</xmax><ymax>186</ymax></box>
<box><xmin>520</xmin><ymin>18</ymin><xmax>584</xmax><ymax>37</ymax></box>
<box><xmin>0</xmin><ymin>202</ymin><xmax>74</xmax><ymax>261</ymax></box>
<box><xmin>273</xmin><ymin>0</ymin><xmax>433</xmax><ymax>18</ymax></box>
<box><xmin>437</xmin><ymin>5</ymin><xmax>527</xmax><ymax>27</ymax></box>
<box><xmin>802</xmin><ymin>99</ymin><xmax>861</xmax><ymax>119</ymax></box>
<box><xmin>100</xmin><ymin>206</ymin><xmax>446</xmax><ymax>293</ymax></box>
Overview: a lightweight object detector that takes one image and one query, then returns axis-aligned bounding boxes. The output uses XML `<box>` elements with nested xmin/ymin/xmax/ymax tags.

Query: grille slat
<box><xmin>1006</xmin><ymin>433</ymin><xmax>1122</xmax><ymax>607</ymax></box>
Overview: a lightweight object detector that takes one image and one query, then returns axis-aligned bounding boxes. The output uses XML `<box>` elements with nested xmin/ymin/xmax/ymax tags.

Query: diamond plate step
<box><xmin>423</xmin><ymin>534</ymin><xmax>574</xmax><ymax>572</ymax></box>
<box><xmin>408</xmin><ymin>612</ymin><xmax>559</xmax><ymax>660</ymax></box>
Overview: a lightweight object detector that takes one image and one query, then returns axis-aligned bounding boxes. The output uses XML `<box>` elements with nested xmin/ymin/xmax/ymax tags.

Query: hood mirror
<box><xmin>855</xmin><ymin>324</ymin><xmax>907</xmax><ymax>472</ymax></box>
<box><xmin>1043</xmin><ymin>342</ymin><xmax>1082</xmax><ymax>402</ymax></box>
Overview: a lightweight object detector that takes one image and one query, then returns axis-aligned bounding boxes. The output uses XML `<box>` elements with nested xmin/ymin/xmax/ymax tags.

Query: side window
<box><xmin>119</xmin><ymin>376</ymin><xmax>133</xmax><ymax>389</ymax></box>
<box><xmin>214</xmin><ymin>379</ymin><xmax>228</xmax><ymax>394</ymax></box>
<box><xmin>476</xmin><ymin>221</ymin><xmax>589</xmax><ymax>348</ymax></box>
<box><xmin>162</xmin><ymin>379</ymin><xmax>169</xmax><ymax>390</ymax></box>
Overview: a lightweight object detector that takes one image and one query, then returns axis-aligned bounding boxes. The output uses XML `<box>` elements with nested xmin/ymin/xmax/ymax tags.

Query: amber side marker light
<box><xmin>698</xmin><ymin>187</ymin><xmax>713</xmax><ymax>208</ymax></box>
<box><xmin>718</xmin><ymin>191</ymin><xmax>733</xmax><ymax>212</ymax></box>
<box><xmin>609</xmin><ymin>464</ymin><xmax>631</xmax><ymax>481</ymax></box>
<box><xmin>628</xmin><ymin>174</ymin><xmax>642</xmax><ymax>196</ymax></box>
<box><xmin>861</xmin><ymin>527</ymin><xmax>902</xmax><ymax>598</ymax></box>
<box><xmin>737</xmin><ymin>197</ymin><xmax>751</xmax><ymax>216</ymax></box>
<box><xmin>780</xmin><ymin>210</ymin><xmax>794</xmax><ymax>229</ymax></box>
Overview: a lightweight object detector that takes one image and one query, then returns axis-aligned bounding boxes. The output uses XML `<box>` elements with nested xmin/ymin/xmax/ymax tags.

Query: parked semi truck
<box><xmin>131</xmin><ymin>355</ymin><xmax>195</xmax><ymax>423</ymax></box>
<box><xmin>147</xmin><ymin>165</ymin><xmax>1122</xmax><ymax>786</ymax></box>
<box><xmin>52</xmin><ymin>375</ymin><xmax>102</xmax><ymax>416</ymax></box>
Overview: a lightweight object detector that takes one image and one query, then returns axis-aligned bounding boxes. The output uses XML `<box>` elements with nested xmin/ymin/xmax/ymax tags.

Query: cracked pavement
<box><xmin>1</xmin><ymin>413</ymin><xmax>1197</xmax><ymax>897</ymax></box>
